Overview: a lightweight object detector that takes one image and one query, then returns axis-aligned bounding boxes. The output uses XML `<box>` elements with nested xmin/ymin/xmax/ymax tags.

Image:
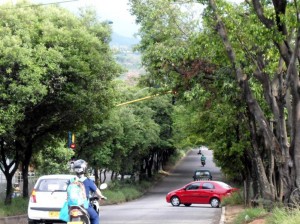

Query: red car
<box><xmin>166</xmin><ymin>180</ymin><xmax>238</xmax><ymax>208</ymax></box>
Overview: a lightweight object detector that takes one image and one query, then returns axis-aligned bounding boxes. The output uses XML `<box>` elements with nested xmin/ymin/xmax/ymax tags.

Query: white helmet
<box><xmin>73</xmin><ymin>159</ymin><xmax>87</xmax><ymax>175</ymax></box>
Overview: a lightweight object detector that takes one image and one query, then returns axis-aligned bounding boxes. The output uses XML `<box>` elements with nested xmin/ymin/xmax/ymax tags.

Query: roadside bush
<box><xmin>0</xmin><ymin>197</ymin><xmax>28</xmax><ymax>217</ymax></box>
<box><xmin>102</xmin><ymin>189</ymin><xmax>126</xmax><ymax>205</ymax></box>
<box><xmin>222</xmin><ymin>191</ymin><xmax>244</xmax><ymax>206</ymax></box>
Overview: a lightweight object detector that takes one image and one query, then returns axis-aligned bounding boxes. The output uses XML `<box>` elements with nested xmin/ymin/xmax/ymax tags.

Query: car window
<box><xmin>37</xmin><ymin>179</ymin><xmax>69</xmax><ymax>192</ymax></box>
<box><xmin>217</xmin><ymin>182</ymin><xmax>231</xmax><ymax>189</ymax></box>
<box><xmin>202</xmin><ymin>183</ymin><xmax>215</xmax><ymax>190</ymax></box>
<box><xmin>186</xmin><ymin>183</ymin><xmax>200</xmax><ymax>190</ymax></box>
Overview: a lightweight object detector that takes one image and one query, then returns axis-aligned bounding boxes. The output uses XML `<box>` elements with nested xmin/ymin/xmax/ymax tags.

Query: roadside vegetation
<box><xmin>231</xmin><ymin>206</ymin><xmax>300</xmax><ymax>224</ymax></box>
<box><xmin>223</xmin><ymin>192</ymin><xmax>300</xmax><ymax>224</ymax></box>
<box><xmin>0</xmin><ymin>197</ymin><xmax>28</xmax><ymax>217</ymax></box>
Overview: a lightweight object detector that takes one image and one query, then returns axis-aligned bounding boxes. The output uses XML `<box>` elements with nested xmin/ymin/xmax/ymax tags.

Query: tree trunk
<box><xmin>21</xmin><ymin>140</ymin><xmax>33</xmax><ymax>198</ymax></box>
<box><xmin>0</xmin><ymin>138</ymin><xmax>20</xmax><ymax>204</ymax></box>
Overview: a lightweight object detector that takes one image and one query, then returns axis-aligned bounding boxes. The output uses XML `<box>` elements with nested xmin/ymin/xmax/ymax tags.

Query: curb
<box><xmin>219</xmin><ymin>206</ymin><xmax>225</xmax><ymax>224</ymax></box>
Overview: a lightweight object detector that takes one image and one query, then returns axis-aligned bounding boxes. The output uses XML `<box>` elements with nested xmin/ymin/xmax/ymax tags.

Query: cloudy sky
<box><xmin>64</xmin><ymin>0</ymin><xmax>139</xmax><ymax>38</ymax></box>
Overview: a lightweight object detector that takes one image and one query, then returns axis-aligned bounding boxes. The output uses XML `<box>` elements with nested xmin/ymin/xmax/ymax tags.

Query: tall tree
<box><xmin>0</xmin><ymin>2</ymin><xmax>121</xmax><ymax>203</ymax></box>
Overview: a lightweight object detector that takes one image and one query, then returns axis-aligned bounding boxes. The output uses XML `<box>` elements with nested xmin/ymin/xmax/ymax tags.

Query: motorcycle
<box><xmin>201</xmin><ymin>161</ymin><xmax>206</xmax><ymax>167</ymax></box>
<box><xmin>68</xmin><ymin>183</ymin><xmax>107</xmax><ymax>224</ymax></box>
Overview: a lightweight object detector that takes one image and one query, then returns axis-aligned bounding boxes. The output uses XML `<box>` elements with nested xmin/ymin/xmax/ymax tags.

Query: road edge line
<box><xmin>219</xmin><ymin>206</ymin><xmax>225</xmax><ymax>224</ymax></box>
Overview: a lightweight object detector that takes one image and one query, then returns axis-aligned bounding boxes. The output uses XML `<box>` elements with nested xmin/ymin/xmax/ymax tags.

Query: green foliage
<box><xmin>234</xmin><ymin>207</ymin><xmax>268</xmax><ymax>224</ymax></box>
<box><xmin>0</xmin><ymin>197</ymin><xmax>28</xmax><ymax>217</ymax></box>
<box><xmin>32</xmin><ymin>139</ymin><xmax>74</xmax><ymax>175</ymax></box>
<box><xmin>0</xmin><ymin>1</ymin><xmax>121</xmax><ymax>136</ymax></box>
<box><xmin>268</xmin><ymin>207</ymin><xmax>300</xmax><ymax>224</ymax></box>
<box><xmin>0</xmin><ymin>1</ymin><xmax>122</xmax><ymax>199</ymax></box>
<box><xmin>222</xmin><ymin>191</ymin><xmax>244</xmax><ymax>206</ymax></box>
<box><xmin>103</xmin><ymin>189</ymin><xmax>127</xmax><ymax>204</ymax></box>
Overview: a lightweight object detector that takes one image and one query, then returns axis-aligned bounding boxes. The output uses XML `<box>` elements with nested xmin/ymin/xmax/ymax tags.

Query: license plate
<box><xmin>67</xmin><ymin>222</ymin><xmax>83</xmax><ymax>224</ymax></box>
<box><xmin>49</xmin><ymin>211</ymin><xmax>59</xmax><ymax>218</ymax></box>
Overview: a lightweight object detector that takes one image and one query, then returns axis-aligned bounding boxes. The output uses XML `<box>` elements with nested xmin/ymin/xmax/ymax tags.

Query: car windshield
<box><xmin>195</xmin><ymin>171</ymin><xmax>210</xmax><ymax>177</ymax></box>
<box><xmin>37</xmin><ymin>179</ymin><xmax>69</xmax><ymax>192</ymax></box>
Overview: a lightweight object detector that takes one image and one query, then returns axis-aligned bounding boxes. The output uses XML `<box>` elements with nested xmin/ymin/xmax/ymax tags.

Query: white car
<box><xmin>28</xmin><ymin>174</ymin><xmax>75</xmax><ymax>224</ymax></box>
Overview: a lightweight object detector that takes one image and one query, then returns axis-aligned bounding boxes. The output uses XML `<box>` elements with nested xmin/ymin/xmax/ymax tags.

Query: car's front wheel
<box><xmin>210</xmin><ymin>198</ymin><xmax>220</xmax><ymax>208</ymax></box>
<box><xmin>170</xmin><ymin>196</ymin><xmax>181</xmax><ymax>206</ymax></box>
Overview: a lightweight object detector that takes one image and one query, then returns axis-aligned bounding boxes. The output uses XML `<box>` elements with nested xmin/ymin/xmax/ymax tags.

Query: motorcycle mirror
<box><xmin>99</xmin><ymin>183</ymin><xmax>108</xmax><ymax>190</ymax></box>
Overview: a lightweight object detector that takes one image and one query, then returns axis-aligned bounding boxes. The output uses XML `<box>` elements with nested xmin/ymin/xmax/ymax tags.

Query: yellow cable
<box><xmin>116</xmin><ymin>91</ymin><xmax>172</xmax><ymax>107</ymax></box>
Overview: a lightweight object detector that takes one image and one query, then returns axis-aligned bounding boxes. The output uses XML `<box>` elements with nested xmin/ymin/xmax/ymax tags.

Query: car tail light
<box><xmin>70</xmin><ymin>208</ymin><xmax>83</xmax><ymax>217</ymax></box>
<box><xmin>30</xmin><ymin>189</ymin><xmax>37</xmax><ymax>203</ymax></box>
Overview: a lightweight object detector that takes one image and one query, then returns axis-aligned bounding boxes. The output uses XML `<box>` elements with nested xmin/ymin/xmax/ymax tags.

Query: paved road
<box><xmin>101</xmin><ymin>148</ymin><xmax>223</xmax><ymax>224</ymax></box>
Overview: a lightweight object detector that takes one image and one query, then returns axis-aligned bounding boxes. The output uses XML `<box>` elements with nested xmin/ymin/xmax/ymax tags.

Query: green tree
<box><xmin>0</xmin><ymin>2</ymin><xmax>121</xmax><ymax>204</ymax></box>
<box><xmin>32</xmin><ymin>139</ymin><xmax>74</xmax><ymax>175</ymax></box>
<box><xmin>74</xmin><ymin>80</ymin><xmax>175</xmax><ymax>182</ymax></box>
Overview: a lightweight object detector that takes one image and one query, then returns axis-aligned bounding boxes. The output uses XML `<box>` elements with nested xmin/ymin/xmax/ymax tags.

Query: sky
<box><xmin>45</xmin><ymin>0</ymin><xmax>139</xmax><ymax>38</ymax></box>
<box><xmin>63</xmin><ymin>0</ymin><xmax>139</xmax><ymax>38</ymax></box>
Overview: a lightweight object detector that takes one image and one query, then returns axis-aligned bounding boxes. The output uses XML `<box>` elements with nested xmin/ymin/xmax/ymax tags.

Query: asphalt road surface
<box><xmin>100</xmin><ymin>148</ymin><xmax>223</xmax><ymax>224</ymax></box>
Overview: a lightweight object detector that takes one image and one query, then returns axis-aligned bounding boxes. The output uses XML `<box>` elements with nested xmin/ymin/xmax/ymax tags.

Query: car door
<box><xmin>194</xmin><ymin>182</ymin><xmax>215</xmax><ymax>204</ymax></box>
<box><xmin>180</xmin><ymin>182</ymin><xmax>201</xmax><ymax>203</ymax></box>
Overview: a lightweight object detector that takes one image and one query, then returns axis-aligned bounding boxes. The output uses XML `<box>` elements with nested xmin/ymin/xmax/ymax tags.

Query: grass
<box><xmin>267</xmin><ymin>206</ymin><xmax>300</xmax><ymax>224</ymax></box>
<box><xmin>0</xmin><ymin>197</ymin><xmax>28</xmax><ymax>217</ymax></box>
<box><xmin>234</xmin><ymin>207</ymin><xmax>268</xmax><ymax>223</ymax></box>
<box><xmin>222</xmin><ymin>191</ymin><xmax>300</xmax><ymax>224</ymax></box>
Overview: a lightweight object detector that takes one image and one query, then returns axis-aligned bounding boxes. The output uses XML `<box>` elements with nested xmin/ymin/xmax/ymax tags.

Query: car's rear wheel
<box><xmin>184</xmin><ymin>203</ymin><xmax>192</xmax><ymax>207</ymax></box>
<box><xmin>170</xmin><ymin>196</ymin><xmax>180</xmax><ymax>206</ymax></box>
<box><xmin>210</xmin><ymin>198</ymin><xmax>220</xmax><ymax>208</ymax></box>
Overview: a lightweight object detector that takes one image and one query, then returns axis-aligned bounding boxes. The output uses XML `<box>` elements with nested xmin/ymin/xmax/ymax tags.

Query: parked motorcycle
<box><xmin>68</xmin><ymin>183</ymin><xmax>107</xmax><ymax>224</ymax></box>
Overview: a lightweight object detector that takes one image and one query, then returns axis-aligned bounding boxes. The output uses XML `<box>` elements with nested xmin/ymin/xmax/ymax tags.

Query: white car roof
<box><xmin>38</xmin><ymin>174</ymin><xmax>75</xmax><ymax>180</ymax></box>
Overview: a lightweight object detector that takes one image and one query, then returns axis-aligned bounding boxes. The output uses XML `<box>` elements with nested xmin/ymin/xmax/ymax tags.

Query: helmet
<box><xmin>73</xmin><ymin>159</ymin><xmax>87</xmax><ymax>175</ymax></box>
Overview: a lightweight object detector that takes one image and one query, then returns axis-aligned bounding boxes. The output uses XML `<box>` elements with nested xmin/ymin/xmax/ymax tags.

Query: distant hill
<box><xmin>111</xmin><ymin>33</ymin><xmax>140</xmax><ymax>48</ymax></box>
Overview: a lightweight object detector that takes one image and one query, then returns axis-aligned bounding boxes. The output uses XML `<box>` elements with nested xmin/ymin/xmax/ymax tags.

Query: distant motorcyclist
<box><xmin>72</xmin><ymin>159</ymin><xmax>106</xmax><ymax>224</ymax></box>
<box><xmin>200</xmin><ymin>154</ymin><xmax>206</xmax><ymax>167</ymax></box>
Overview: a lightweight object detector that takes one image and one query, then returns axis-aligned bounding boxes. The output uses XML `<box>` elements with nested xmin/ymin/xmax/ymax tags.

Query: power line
<box><xmin>116</xmin><ymin>91</ymin><xmax>172</xmax><ymax>107</ymax></box>
<box><xmin>0</xmin><ymin>0</ymin><xmax>79</xmax><ymax>9</ymax></box>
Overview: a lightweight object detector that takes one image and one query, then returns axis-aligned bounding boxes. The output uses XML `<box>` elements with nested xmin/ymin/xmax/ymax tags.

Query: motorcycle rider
<box><xmin>200</xmin><ymin>154</ymin><xmax>206</xmax><ymax>166</ymax></box>
<box><xmin>72</xmin><ymin>159</ymin><xmax>106</xmax><ymax>224</ymax></box>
